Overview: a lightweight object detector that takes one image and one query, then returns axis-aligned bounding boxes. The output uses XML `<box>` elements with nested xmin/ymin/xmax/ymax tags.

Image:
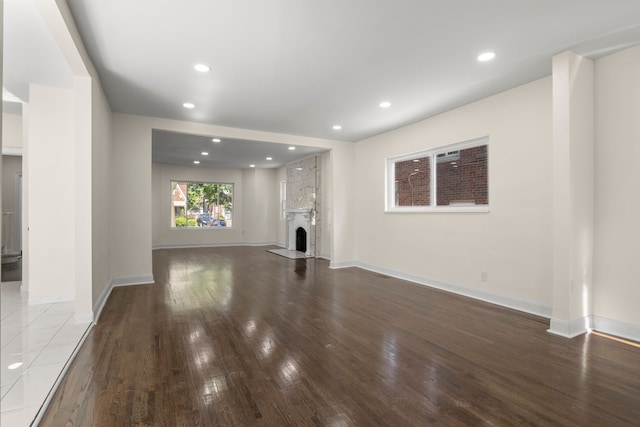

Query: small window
<box><xmin>386</xmin><ymin>137</ymin><xmax>489</xmax><ymax>212</ymax></box>
<box><xmin>171</xmin><ymin>181</ymin><xmax>234</xmax><ymax>228</ymax></box>
<box><xmin>280</xmin><ymin>180</ymin><xmax>287</xmax><ymax>220</ymax></box>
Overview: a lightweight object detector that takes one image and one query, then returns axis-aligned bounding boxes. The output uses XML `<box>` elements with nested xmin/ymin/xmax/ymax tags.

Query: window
<box><xmin>280</xmin><ymin>180</ymin><xmax>287</xmax><ymax>220</ymax></box>
<box><xmin>386</xmin><ymin>137</ymin><xmax>489</xmax><ymax>212</ymax></box>
<box><xmin>171</xmin><ymin>181</ymin><xmax>234</xmax><ymax>227</ymax></box>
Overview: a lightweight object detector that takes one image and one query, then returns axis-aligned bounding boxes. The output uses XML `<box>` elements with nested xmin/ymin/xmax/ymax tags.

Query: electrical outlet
<box><xmin>480</xmin><ymin>272</ymin><xmax>488</xmax><ymax>282</ymax></box>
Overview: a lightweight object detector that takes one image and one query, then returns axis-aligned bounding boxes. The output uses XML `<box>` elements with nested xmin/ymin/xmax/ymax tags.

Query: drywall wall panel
<box><xmin>593</xmin><ymin>44</ymin><xmax>640</xmax><ymax>328</ymax></box>
<box><xmin>354</xmin><ymin>77</ymin><xmax>554</xmax><ymax>308</ymax></box>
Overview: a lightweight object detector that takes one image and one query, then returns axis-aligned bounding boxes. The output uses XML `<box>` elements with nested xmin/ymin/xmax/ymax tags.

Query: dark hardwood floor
<box><xmin>41</xmin><ymin>246</ymin><xmax>640</xmax><ymax>426</ymax></box>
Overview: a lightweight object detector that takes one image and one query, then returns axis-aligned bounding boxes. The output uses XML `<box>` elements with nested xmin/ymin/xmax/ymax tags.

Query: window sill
<box><xmin>385</xmin><ymin>206</ymin><xmax>490</xmax><ymax>213</ymax></box>
<box><xmin>170</xmin><ymin>227</ymin><xmax>233</xmax><ymax>230</ymax></box>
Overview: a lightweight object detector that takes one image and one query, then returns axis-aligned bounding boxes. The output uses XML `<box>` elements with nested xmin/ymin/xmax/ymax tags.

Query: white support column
<box><xmin>549</xmin><ymin>51</ymin><xmax>595</xmax><ymax>338</ymax></box>
<box><xmin>74</xmin><ymin>76</ymin><xmax>93</xmax><ymax>321</ymax></box>
<box><xmin>26</xmin><ymin>84</ymin><xmax>77</xmax><ymax>303</ymax></box>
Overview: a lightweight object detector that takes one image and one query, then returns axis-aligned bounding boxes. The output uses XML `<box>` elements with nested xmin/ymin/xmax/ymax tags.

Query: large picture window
<box><xmin>386</xmin><ymin>137</ymin><xmax>489</xmax><ymax>212</ymax></box>
<box><xmin>171</xmin><ymin>181</ymin><xmax>233</xmax><ymax>228</ymax></box>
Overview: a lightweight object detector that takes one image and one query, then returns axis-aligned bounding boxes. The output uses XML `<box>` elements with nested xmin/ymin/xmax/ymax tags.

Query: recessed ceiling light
<box><xmin>332</xmin><ymin>125</ymin><xmax>342</xmax><ymax>130</ymax></box>
<box><xmin>194</xmin><ymin>64</ymin><xmax>210</xmax><ymax>72</ymax></box>
<box><xmin>212</xmin><ymin>138</ymin><xmax>221</xmax><ymax>143</ymax></box>
<box><xmin>296</xmin><ymin>167</ymin><xmax>303</xmax><ymax>171</ymax></box>
<box><xmin>193</xmin><ymin>160</ymin><xmax>200</xmax><ymax>164</ymax></box>
<box><xmin>477</xmin><ymin>52</ymin><xmax>496</xmax><ymax>62</ymax></box>
<box><xmin>183</xmin><ymin>102</ymin><xmax>195</xmax><ymax>109</ymax></box>
<box><xmin>266</xmin><ymin>157</ymin><xmax>273</xmax><ymax>160</ymax></box>
<box><xmin>201</xmin><ymin>152</ymin><xmax>209</xmax><ymax>156</ymax></box>
<box><xmin>250</xmin><ymin>164</ymin><xmax>256</xmax><ymax>168</ymax></box>
<box><xmin>288</xmin><ymin>146</ymin><xmax>296</xmax><ymax>150</ymax></box>
<box><xmin>8</xmin><ymin>362</ymin><xmax>23</xmax><ymax>370</ymax></box>
<box><xmin>379</xmin><ymin>101</ymin><xmax>391</xmax><ymax>108</ymax></box>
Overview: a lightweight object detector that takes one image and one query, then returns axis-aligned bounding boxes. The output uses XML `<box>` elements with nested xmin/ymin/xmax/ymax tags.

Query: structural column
<box><xmin>549</xmin><ymin>51</ymin><xmax>595</xmax><ymax>337</ymax></box>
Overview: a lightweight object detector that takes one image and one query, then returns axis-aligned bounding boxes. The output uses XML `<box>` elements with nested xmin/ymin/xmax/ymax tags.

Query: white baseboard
<box><xmin>93</xmin><ymin>275</ymin><xmax>154</xmax><ymax>323</ymax></box>
<box><xmin>547</xmin><ymin>317</ymin><xmax>589</xmax><ymax>338</ymax></box>
<box><xmin>591</xmin><ymin>315</ymin><xmax>640</xmax><ymax>343</ymax></box>
<box><xmin>350</xmin><ymin>261</ymin><xmax>553</xmax><ymax>319</ymax></box>
<box><xmin>329</xmin><ymin>260</ymin><xmax>357</xmax><ymax>269</ymax></box>
<box><xmin>548</xmin><ymin>316</ymin><xmax>640</xmax><ymax>342</ymax></box>
<box><xmin>110</xmin><ymin>275</ymin><xmax>155</xmax><ymax>287</ymax></box>
<box><xmin>152</xmin><ymin>241</ymin><xmax>281</xmax><ymax>250</ymax></box>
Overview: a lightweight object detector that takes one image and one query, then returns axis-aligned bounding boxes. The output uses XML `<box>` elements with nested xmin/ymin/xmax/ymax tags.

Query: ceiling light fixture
<box><xmin>183</xmin><ymin>102</ymin><xmax>195</xmax><ymax>109</ymax></box>
<box><xmin>194</xmin><ymin>64</ymin><xmax>210</xmax><ymax>72</ymax></box>
<box><xmin>477</xmin><ymin>52</ymin><xmax>496</xmax><ymax>62</ymax></box>
<box><xmin>288</xmin><ymin>146</ymin><xmax>296</xmax><ymax>150</ymax></box>
<box><xmin>212</xmin><ymin>138</ymin><xmax>221</xmax><ymax>143</ymax></box>
<box><xmin>379</xmin><ymin>101</ymin><xmax>391</xmax><ymax>108</ymax></box>
<box><xmin>332</xmin><ymin>125</ymin><xmax>342</xmax><ymax>130</ymax></box>
<box><xmin>201</xmin><ymin>152</ymin><xmax>209</xmax><ymax>156</ymax></box>
<box><xmin>193</xmin><ymin>160</ymin><xmax>200</xmax><ymax>164</ymax></box>
<box><xmin>250</xmin><ymin>164</ymin><xmax>256</xmax><ymax>168</ymax></box>
<box><xmin>266</xmin><ymin>157</ymin><xmax>273</xmax><ymax>160</ymax></box>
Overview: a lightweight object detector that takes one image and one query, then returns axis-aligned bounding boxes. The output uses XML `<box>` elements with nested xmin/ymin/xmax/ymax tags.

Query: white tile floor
<box><xmin>1</xmin><ymin>282</ymin><xmax>91</xmax><ymax>426</ymax></box>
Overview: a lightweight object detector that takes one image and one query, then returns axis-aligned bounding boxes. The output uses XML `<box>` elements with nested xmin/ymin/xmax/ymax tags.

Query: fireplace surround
<box><xmin>286</xmin><ymin>209</ymin><xmax>315</xmax><ymax>257</ymax></box>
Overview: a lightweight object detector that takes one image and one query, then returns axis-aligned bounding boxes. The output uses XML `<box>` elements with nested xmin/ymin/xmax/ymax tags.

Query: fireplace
<box><xmin>286</xmin><ymin>209</ymin><xmax>315</xmax><ymax>257</ymax></box>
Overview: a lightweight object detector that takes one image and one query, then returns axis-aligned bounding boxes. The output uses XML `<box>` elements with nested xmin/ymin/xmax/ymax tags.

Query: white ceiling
<box><xmin>3</xmin><ymin>0</ymin><xmax>74</xmax><ymax>101</ymax></box>
<box><xmin>152</xmin><ymin>130</ymin><xmax>327</xmax><ymax>169</ymax></box>
<box><xmin>5</xmin><ymin>1</ymin><xmax>640</xmax><ymax>165</ymax></box>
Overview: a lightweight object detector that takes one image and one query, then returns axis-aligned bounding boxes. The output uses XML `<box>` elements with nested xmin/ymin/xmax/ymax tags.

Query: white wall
<box><xmin>110</xmin><ymin>114</ymin><xmax>154</xmax><ymax>282</ymax></box>
<box><xmin>90</xmin><ymin>77</ymin><xmax>112</xmax><ymax>312</ymax></box>
<box><xmin>593</xmin><ymin>44</ymin><xmax>640</xmax><ymax>331</ymax></box>
<box><xmin>329</xmin><ymin>144</ymin><xmax>356</xmax><ymax>267</ymax></box>
<box><xmin>25</xmin><ymin>84</ymin><xmax>76</xmax><ymax>302</ymax></box>
<box><xmin>2</xmin><ymin>113</ymin><xmax>22</xmax><ymax>151</ymax></box>
<box><xmin>320</xmin><ymin>150</ymin><xmax>332</xmax><ymax>259</ymax></box>
<box><xmin>354</xmin><ymin>77</ymin><xmax>554</xmax><ymax>315</ymax></box>
<box><xmin>242</xmin><ymin>168</ymin><xmax>279</xmax><ymax>244</ymax></box>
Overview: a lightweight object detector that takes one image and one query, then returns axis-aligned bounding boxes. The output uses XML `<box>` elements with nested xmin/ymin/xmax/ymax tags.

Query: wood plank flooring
<box><xmin>41</xmin><ymin>246</ymin><xmax>640</xmax><ymax>426</ymax></box>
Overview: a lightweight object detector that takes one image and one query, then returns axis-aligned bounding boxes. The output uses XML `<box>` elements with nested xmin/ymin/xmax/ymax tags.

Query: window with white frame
<box><xmin>280</xmin><ymin>180</ymin><xmax>287</xmax><ymax>220</ymax></box>
<box><xmin>170</xmin><ymin>181</ymin><xmax>234</xmax><ymax>227</ymax></box>
<box><xmin>386</xmin><ymin>137</ymin><xmax>489</xmax><ymax>212</ymax></box>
